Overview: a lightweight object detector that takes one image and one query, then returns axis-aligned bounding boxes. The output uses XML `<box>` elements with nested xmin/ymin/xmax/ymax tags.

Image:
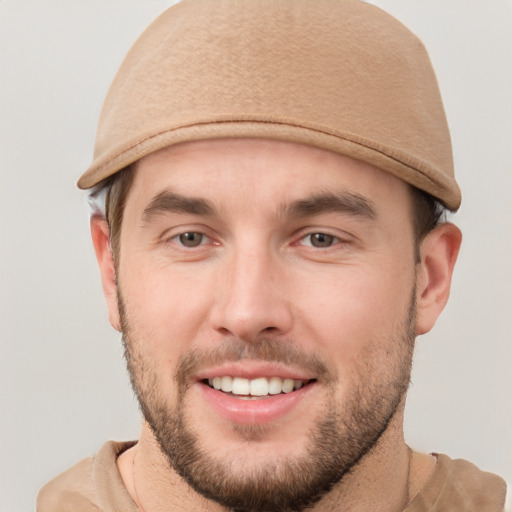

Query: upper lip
<box><xmin>194</xmin><ymin>361</ymin><xmax>316</xmax><ymax>382</ymax></box>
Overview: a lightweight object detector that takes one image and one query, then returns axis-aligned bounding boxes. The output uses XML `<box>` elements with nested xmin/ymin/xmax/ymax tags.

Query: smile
<box><xmin>205</xmin><ymin>376</ymin><xmax>312</xmax><ymax>397</ymax></box>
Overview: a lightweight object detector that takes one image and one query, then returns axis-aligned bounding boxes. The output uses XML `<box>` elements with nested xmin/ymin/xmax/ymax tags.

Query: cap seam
<box><xmin>90</xmin><ymin>118</ymin><xmax>449</xmax><ymax>189</ymax></box>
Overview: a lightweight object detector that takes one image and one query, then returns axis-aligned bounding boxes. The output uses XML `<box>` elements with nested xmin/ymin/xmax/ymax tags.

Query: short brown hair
<box><xmin>103</xmin><ymin>165</ymin><xmax>136</xmax><ymax>265</ymax></box>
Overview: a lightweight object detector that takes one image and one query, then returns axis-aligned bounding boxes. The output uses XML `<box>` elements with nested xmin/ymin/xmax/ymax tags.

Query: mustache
<box><xmin>174</xmin><ymin>338</ymin><xmax>334</xmax><ymax>390</ymax></box>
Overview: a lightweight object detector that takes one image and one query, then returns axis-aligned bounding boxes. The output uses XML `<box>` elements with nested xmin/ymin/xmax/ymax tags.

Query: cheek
<box><xmin>294</xmin><ymin>260</ymin><xmax>415</xmax><ymax>362</ymax></box>
<box><xmin>118</xmin><ymin>258</ymin><xmax>217</xmax><ymax>375</ymax></box>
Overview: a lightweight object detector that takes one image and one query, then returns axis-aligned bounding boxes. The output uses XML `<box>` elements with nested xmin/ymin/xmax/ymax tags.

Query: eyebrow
<box><xmin>141</xmin><ymin>189</ymin><xmax>377</xmax><ymax>224</ymax></box>
<box><xmin>284</xmin><ymin>192</ymin><xmax>377</xmax><ymax>220</ymax></box>
<box><xmin>142</xmin><ymin>190</ymin><xmax>216</xmax><ymax>222</ymax></box>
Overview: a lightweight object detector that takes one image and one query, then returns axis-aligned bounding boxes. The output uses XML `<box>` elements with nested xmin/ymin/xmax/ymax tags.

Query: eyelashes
<box><xmin>296</xmin><ymin>233</ymin><xmax>340</xmax><ymax>248</ymax></box>
<box><xmin>171</xmin><ymin>231</ymin><xmax>211</xmax><ymax>248</ymax></box>
<box><xmin>166</xmin><ymin>230</ymin><xmax>348</xmax><ymax>251</ymax></box>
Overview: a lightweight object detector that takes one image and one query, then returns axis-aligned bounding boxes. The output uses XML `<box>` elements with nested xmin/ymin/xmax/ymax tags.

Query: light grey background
<box><xmin>1</xmin><ymin>1</ymin><xmax>511</xmax><ymax>511</ymax></box>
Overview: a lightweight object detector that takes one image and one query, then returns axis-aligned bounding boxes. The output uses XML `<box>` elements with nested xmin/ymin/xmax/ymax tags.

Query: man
<box><xmin>37</xmin><ymin>0</ymin><xmax>507</xmax><ymax>511</ymax></box>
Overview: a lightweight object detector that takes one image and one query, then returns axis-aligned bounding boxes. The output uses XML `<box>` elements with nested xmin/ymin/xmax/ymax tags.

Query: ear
<box><xmin>90</xmin><ymin>216</ymin><xmax>121</xmax><ymax>332</ymax></box>
<box><xmin>415</xmin><ymin>222</ymin><xmax>462</xmax><ymax>335</ymax></box>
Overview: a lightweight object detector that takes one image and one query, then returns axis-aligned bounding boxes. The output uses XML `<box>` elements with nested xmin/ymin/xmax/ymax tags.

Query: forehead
<box><xmin>127</xmin><ymin>138</ymin><xmax>411</xmax><ymax>210</ymax></box>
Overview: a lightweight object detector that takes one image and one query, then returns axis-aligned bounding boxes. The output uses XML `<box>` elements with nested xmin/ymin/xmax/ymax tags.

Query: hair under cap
<box><xmin>78</xmin><ymin>0</ymin><xmax>461</xmax><ymax>210</ymax></box>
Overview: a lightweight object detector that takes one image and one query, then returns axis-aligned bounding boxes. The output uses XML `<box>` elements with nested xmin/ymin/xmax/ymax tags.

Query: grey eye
<box><xmin>309</xmin><ymin>233</ymin><xmax>335</xmax><ymax>248</ymax></box>
<box><xmin>178</xmin><ymin>232</ymin><xmax>204</xmax><ymax>247</ymax></box>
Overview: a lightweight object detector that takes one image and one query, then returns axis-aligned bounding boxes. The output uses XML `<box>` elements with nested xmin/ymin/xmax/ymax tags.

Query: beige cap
<box><xmin>78</xmin><ymin>0</ymin><xmax>461</xmax><ymax>210</ymax></box>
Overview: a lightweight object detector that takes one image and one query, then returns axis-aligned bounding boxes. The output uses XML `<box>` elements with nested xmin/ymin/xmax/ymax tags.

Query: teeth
<box><xmin>282</xmin><ymin>378</ymin><xmax>295</xmax><ymax>393</ymax></box>
<box><xmin>232</xmin><ymin>377</ymin><xmax>250</xmax><ymax>395</ymax></box>
<box><xmin>207</xmin><ymin>376</ymin><xmax>309</xmax><ymax>396</ymax></box>
<box><xmin>221</xmin><ymin>376</ymin><xmax>233</xmax><ymax>392</ymax></box>
<box><xmin>268</xmin><ymin>377</ymin><xmax>282</xmax><ymax>395</ymax></box>
<box><xmin>250</xmin><ymin>377</ymin><xmax>269</xmax><ymax>396</ymax></box>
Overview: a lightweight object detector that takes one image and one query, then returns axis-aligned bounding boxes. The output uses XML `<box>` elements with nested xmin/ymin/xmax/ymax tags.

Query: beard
<box><xmin>119</xmin><ymin>291</ymin><xmax>416</xmax><ymax>512</ymax></box>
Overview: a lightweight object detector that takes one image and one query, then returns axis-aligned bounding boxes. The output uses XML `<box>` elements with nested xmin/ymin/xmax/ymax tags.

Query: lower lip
<box><xmin>197</xmin><ymin>382</ymin><xmax>314</xmax><ymax>425</ymax></box>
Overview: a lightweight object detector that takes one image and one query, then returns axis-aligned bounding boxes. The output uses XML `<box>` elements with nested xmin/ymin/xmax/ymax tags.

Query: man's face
<box><xmin>115</xmin><ymin>139</ymin><xmax>418</xmax><ymax>511</ymax></box>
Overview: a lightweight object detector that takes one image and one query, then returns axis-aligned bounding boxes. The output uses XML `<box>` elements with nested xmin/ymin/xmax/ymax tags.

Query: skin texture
<box><xmin>91</xmin><ymin>138</ymin><xmax>461</xmax><ymax>512</ymax></box>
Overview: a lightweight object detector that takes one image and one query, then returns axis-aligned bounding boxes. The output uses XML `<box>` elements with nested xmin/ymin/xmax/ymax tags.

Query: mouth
<box><xmin>203</xmin><ymin>376</ymin><xmax>316</xmax><ymax>399</ymax></box>
<box><xmin>195</xmin><ymin>362</ymin><xmax>319</xmax><ymax>424</ymax></box>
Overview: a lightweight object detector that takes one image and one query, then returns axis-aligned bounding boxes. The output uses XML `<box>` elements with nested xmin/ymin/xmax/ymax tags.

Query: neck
<box><xmin>119</xmin><ymin>425</ymin><xmax>224</xmax><ymax>512</ymax></box>
<box><xmin>314</xmin><ymin>416</ymin><xmax>412</xmax><ymax>512</ymax></box>
<box><xmin>118</xmin><ymin>406</ymin><xmax>434</xmax><ymax>512</ymax></box>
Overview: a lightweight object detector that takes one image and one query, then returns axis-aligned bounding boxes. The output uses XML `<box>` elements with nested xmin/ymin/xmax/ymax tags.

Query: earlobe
<box><xmin>415</xmin><ymin>223</ymin><xmax>462</xmax><ymax>335</ymax></box>
<box><xmin>90</xmin><ymin>216</ymin><xmax>122</xmax><ymax>332</ymax></box>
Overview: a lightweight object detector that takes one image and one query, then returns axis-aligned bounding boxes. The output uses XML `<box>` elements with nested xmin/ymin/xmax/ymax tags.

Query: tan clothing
<box><xmin>37</xmin><ymin>441</ymin><xmax>506</xmax><ymax>512</ymax></box>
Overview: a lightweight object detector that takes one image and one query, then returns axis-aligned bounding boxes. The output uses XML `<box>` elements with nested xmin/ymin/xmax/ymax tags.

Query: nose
<box><xmin>210</xmin><ymin>245</ymin><xmax>293</xmax><ymax>341</ymax></box>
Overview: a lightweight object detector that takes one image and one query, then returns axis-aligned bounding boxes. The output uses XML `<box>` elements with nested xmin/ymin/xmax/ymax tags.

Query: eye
<box><xmin>172</xmin><ymin>231</ymin><xmax>208</xmax><ymax>248</ymax></box>
<box><xmin>300</xmin><ymin>233</ymin><xmax>338</xmax><ymax>248</ymax></box>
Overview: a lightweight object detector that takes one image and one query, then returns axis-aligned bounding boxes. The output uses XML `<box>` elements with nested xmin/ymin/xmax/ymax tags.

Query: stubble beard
<box><xmin>119</xmin><ymin>292</ymin><xmax>416</xmax><ymax>512</ymax></box>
